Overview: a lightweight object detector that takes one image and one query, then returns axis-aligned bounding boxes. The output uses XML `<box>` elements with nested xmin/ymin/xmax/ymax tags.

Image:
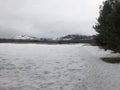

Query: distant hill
<box><xmin>14</xmin><ymin>35</ymin><xmax>39</xmax><ymax>40</ymax></box>
<box><xmin>0</xmin><ymin>34</ymin><xmax>95</xmax><ymax>44</ymax></box>
<box><xmin>59</xmin><ymin>34</ymin><xmax>93</xmax><ymax>41</ymax></box>
<box><xmin>14</xmin><ymin>35</ymin><xmax>53</xmax><ymax>41</ymax></box>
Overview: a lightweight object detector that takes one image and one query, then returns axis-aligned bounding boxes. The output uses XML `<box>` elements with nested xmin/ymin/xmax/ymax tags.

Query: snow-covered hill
<box><xmin>14</xmin><ymin>35</ymin><xmax>40</xmax><ymax>40</ymax></box>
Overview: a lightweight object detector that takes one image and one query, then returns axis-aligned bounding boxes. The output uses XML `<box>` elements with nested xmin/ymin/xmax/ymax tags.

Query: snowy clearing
<box><xmin>0</xmin><ymin>44</ymin><xmax>120</xmax><ymax>90</ymax></box>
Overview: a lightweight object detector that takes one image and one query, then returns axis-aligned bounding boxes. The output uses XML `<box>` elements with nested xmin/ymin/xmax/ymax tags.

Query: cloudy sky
<box><xmin>0</xmin><ymin>0</ymin><xmax>104</xmax><ymax>38</ymax></box>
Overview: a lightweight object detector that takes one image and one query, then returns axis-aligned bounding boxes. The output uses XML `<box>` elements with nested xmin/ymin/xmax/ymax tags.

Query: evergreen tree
<box><xmin>94</xmin><ymin>0</ymin><xmax>120</xmax><ymax>53</ymax></box>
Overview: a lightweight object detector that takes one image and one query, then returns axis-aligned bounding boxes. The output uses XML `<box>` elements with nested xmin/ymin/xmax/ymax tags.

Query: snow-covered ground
<box><xmin>0</xmin><ymin>44</ymin><xmax>120</xmax><ymax>90</ymax></box>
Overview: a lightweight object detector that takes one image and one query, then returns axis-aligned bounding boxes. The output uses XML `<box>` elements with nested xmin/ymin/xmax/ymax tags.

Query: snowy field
<box><xmin>0</xmin><ymin>43</ymin><xmax>120</xmax><ymax>90</ymax></box>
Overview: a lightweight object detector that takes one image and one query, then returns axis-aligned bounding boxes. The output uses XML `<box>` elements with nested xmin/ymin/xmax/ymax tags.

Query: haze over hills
<box><xmin>0</xmin><ymin>0</ymin><xmax>102</xmax><ymax>39</ymax></box>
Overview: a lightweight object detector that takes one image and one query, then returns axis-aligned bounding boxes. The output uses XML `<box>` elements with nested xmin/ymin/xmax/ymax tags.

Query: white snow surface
<box><xmin>0</xmin><ymin>44</ymin><xmax>120</xmax><ymax>90</ymax></box>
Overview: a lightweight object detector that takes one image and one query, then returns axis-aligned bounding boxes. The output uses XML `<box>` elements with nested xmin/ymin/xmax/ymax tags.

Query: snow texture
<box><xmin>0</xmin><ymin>44</ymin><xmax>120</xmax><ymax>90</ymax></box>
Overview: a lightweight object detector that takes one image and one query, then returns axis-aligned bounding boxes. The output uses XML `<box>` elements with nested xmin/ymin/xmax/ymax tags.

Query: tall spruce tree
<box><xmin>94</xmin><ymin>0</ymin><xmax>120</xmax><ymax>53</ymax></box>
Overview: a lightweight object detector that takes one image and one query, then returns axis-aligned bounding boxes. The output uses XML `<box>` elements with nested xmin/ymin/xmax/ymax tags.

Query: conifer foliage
<box><xmin>94</xmin><ymin>0</ymin><xmax>120</xmax><ymax>53</ymax></box>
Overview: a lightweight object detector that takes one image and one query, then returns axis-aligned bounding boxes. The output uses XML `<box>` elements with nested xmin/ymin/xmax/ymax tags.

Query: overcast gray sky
<box><xmin>0</xmin><ymin>0</ymin><xmax>104</xmax><ymax>38</ymax></box>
